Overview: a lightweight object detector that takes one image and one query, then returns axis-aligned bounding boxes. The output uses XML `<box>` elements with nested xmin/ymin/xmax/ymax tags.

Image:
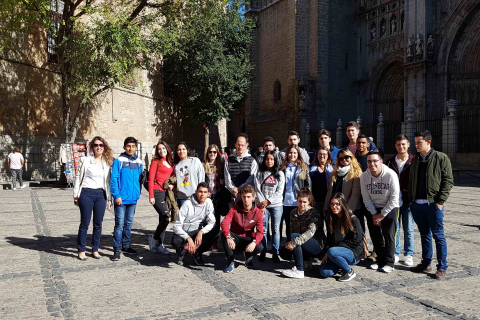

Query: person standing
<box><xmin>172</xmin><ymin>182</ymin><xmax>216</xmax><ymax>266</ymax></box>
<box><xmin>280</xmin><ymin>145</ymin><xmax>311</xmax><ymax>242</ymax></box>
<box><xmin>224</xmin><ymin>133</ymin><xmax>258</xmax><ymax>200</ymax></box>
<box><xmin>220</xmin><ymin>185</ymin><xmax>264</xmax><ymax>273</ymax></box>
<box><xmin>354</xmin><ymin>134</ymin><xmax>370</xmax><ymax>172</ymax></box>
<box><xmin>254</xmin><ymin>151</ymin><xmax>285</xmax><ymax>263</ymax></box>
<box><xmin>385</xmin><ymin>134</ymin><xmax>415</xmax><ymax>266</ymax></box>
<box><xmin>318</xmin><ymin>130</ymin><xmax>340</xmax><ymax>164</ymax></box>
<box><xmin>408</xmin><ymin>130</ymin><xmax>453</xmax><ymax>280</ymax></box>
<box><xmin>111</xmin><ymin>137</ymin><xmax>143</xmax><ymax>261</ymax></box>
<box><xmin>174</xmin><ymin>142</ymin><xmax>205</xmax><ymax>208</ymax></box>
<box><xmin>310</xmin><ymin>146</ymin><xmax>333</xmax><ymax>213</ymax></box>
<box><xmin>360</xmin><ymin>151</ymin><xmax>400</xmax><ymax>273</ymax></box>
<box><xmin>74</xmin><ymin>137</ymin><xmax>113</xmax><ymax>260</ymax></box>
<box><xmin>280</xmin><ymin>188</ymin><xmax>326</xmax><ymax>279</ymax></box>
<box><xmin>319</xmin><ymin>192</ymin><xmax>364</xmax><ymax>282</ymax></box>
<box><xmin>8</xmin><ymin>147</ymin><xmax>25</xmax><ymax>190</ymax></box>
<box><xmin>279</xmin><ymin>131</ymin><xmax>311</xmax><ymax>165</ymax></box>
<box><xmin>148</xmin><ymin>140</ymin><xmax>175</xmax><ymax>255</ymax></box>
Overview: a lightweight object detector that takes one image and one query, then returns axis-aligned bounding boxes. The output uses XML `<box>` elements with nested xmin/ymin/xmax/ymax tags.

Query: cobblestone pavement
<box><xmin>1</xmin><ymin>174</ymin><xmax>480</xmax><ymax>319</ymax></box>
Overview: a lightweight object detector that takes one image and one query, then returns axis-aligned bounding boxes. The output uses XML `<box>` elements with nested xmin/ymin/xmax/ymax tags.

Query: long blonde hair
<box><xmin>330</xmin><ymin>149</ymin><xmax>362</xmax><ymax>182</ymax></box>
<box><xmin>280</xmin><ymin>145</ymin><xmax>307</xmax><ymax>180</ymax></box>
<box><xmin>89</xmin><ymin>136</ymin><xmax>113</xmax><ymax>166</ymax></box>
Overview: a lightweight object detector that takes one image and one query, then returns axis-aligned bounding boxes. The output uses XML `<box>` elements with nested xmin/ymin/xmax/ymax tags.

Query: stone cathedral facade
<box><xmin>231</xmin><ymin>0</ymin><xmax>480</xmax><ymax>167</ymax></box>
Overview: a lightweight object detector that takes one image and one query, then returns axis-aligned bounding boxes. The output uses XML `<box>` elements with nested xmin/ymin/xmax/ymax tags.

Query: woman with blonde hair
<box><xmin>74</xmin><ymin>136</ymin><xmax>114</xmax><ymax>260</ymax></box>
<box><xmin>280</xmin><ymin>145</ymin><xmax>311</xmax><ymax>242</ymax></box>
<box><xmin>323</xmin><ymin>148</ymin><xmax>364</xmax><ymax>230</ymax></box>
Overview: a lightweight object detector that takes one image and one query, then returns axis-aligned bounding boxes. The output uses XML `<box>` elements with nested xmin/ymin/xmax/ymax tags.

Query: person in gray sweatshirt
<box><xmin>254</xmin><ymin>151</ymin><xmax>285</xmax><ymax>263</ymax></box>
<box><xmin>172</xmin><ymin>182</ymin><xmax>216</xmax><ymax>266</ymax></box>
<box><xmin>174</xmin><ymin>142</ymin><xmax>205</xmax><ymax>208</ymax></box>
<box><xmin>360</xmin><ymin>151</ymin><xmax>400</xmax><ymax>273</ymax></box>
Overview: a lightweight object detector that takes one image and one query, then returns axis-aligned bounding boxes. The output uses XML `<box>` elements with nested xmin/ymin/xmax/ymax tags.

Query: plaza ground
<box><xmin>1</xmin><ymin>173</ymin><xmax>480</xmax><ymax>319</ymax></box>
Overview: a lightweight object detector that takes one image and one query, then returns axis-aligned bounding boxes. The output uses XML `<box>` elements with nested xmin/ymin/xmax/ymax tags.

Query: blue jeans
<box><xmin>279</xmin><ymin>233</ymin><xmax>322</xmax><ymax>271</ymax></box>
<box><xmin>411</xmin><ymin>202</ymin><xmax>448</xmax><ymax>271</ymax></box>
<box><xmin>319</xmin><ymin>246</ymin><xmax>357</xmax><ymax>277</ymax></box>
<box><xmin>395</xmin><ymin>202</ymin><xmax>414</xmax><ymax>256</ymax></box>
<box><xmin>263</xmin><ymin>206</ymin><xmax>283</xmax><ymax>254</ymax></box>
<box><xmin>77</xmin><ymin>188</ymin><xmax>106</xmax><ymax>252</ymax></box>
<box><xmin>113</xmin><ymin>203</ymin><xmax>137</xmax><ymax>251</ymax></box>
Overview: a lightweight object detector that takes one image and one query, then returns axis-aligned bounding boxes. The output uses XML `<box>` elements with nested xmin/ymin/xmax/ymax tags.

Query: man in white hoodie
<box><xmin>360</xmin><ymin>151</ymin><xmax>400</xmax><ymax>273</ymax></box>
<box><xmin>172</xmin><ymin>182</ymin><xmax>216</xmax><ymax>266</ymax></box>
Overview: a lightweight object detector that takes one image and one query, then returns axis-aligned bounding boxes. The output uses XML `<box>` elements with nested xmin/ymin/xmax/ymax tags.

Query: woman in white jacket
<box><xmin>73</xmin><ymin>137</ymin><xmax>113</xmax><ymax>260</ymax></box>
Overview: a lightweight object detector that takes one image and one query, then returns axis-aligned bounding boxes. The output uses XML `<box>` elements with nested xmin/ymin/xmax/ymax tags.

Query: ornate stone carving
<box><xmin>356</xmin><ymin>116</ymin><xmax>362</xmax><ymax>127</ymax></box>
<box><xmin>380</xmin><ymin>18</ymin><xmax>386</xmax><ymax>37</ymax></box>
<box><xmin>405</xmin><ymin>104</ymin><xmax>415</xmax><ymax>122</ymax></box>
<box><xmin>415</xmin><ymin>34</ymin><xmax>423</xmax><ymax>58</ymax></box>
<box><xmin>447</xmin><ymin>99</ymin><xmax>458</xmax><ymax>118</ymax></box>
<box><xmin>390</xmin><ymin>15</ymin><xmax>397</xmax><ymax>33</ymax></box>
<box><xmin>370</xmin><ymin>23</ymin><xmax>377</xmax><ymax>40</ymax></box>
<box><xmin>299</xmin><ymin>90</ymin><xmax>306</xmax><ymax>110</ymax></box>
<box><xmin>406</xmin><ymin>36</ymin><xmax>414</xmax><ymax>60</ymax></box>
<box><xmin>337</xmin><ymin>119</ymin><xmax>342</xmax><ymax>129</ymax></box>
<box><xmin>320</xmin><ymin>121</ymin><xmax>325</xmax><ymax>129</ymax></box>
<box><xmin>378</xmin><ymin>113</ymin><xmax>384</xmax><ymax>124</ymax></box>
<box><xmin>427</xmin><ymin>34</ymin><xmax>435</xmax><ymax>58</ymax></box>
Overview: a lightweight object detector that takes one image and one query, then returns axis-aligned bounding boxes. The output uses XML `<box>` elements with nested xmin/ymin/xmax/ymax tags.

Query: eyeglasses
<box><xmin>338</xmin><ymin>156</ymin><xmax>351</xmax><ymax>162</ymax></box>
<box><xmin>93</xmin><ymin>144</ymin><xmax>104</xmax><ymax>148</ymax></box>
<box><xmin>318</xmin><ymin>153</ymin><xmax>328</xmax><ymax>158</ymax></box>
<box><xmin>330</xmin><ymin>202</ymin><xmax>341</xmax><ymax>207</ymax></box>
<box><xmin>208</xmin><ymin>151</ymin><xmax>217</xmax><ymax>154</ymax></box>
<box><xmin>367</xmin><ymin>159</ymin><xmax>381</xmax><ymax>164</ymax></box>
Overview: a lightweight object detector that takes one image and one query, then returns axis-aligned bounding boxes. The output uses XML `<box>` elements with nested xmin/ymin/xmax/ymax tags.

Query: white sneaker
<box><xmin>21</xmin><ymin>185</ymin><xmax>26</xmax><ymax>189</ymax></box>
<box><xmin>282</xmin><ymin>266</ymin><xmax>304</xmax><ymax>279</ymax></box>
<box><xmin>157</xmin><ymin>245</ymin><xmax>170</xmax><ymax>255</ymax></box>
<box><xmin>404</xmin><ymin>255</ymin><xmax>414</xmax><ymax>266</ymax></box>
<box><xmin>148</xmin><ymin>235</ymin><xmax>158</xmax><ymax>253</ymax></box>
<box><xmin>13</xmin><ymin>188</ymin><xmax>17</xmax><ymax>191</ymax></box>
<box><xmin>381</xmin><ymin>265</ymin><xmax>395</xmax><ymax>273</ymax></box>
<box><xmin>369</xmin><ymin>263</ymin><xmax>379</xmax><ymax>270</ymax></box>
<box><xmin>394</xmin><ymin>255</ymin><xmax>400</xmax><ymax>263</ymax></box>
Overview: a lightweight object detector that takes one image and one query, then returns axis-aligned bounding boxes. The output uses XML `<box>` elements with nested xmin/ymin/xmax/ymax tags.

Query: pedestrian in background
<box><xmin>74</xmin><ymin>136</ymin><xmax>113</xmax><ymax>260</ymax></box>
<box><xmin>8</xmin><ymin>147</ymin><xmax>25</xmax><ymax>190</ymax></box>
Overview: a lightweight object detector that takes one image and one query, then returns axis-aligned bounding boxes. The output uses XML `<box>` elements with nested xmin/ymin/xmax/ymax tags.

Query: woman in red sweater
<box><xmin>148</xmin><ymin>140</ymin><xmax>175</xmax><ymax>254</ymax></box>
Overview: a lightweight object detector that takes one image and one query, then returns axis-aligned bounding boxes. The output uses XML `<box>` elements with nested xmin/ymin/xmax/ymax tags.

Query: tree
<box><xmin>0</xmin><ymin>0</ymin><xmax>177</xmax><ymax>142</ymax></box>
<box><xmin>162</xmin><ymin>0</ymin><xmax>255</xmax><ymax>152</ymax></box>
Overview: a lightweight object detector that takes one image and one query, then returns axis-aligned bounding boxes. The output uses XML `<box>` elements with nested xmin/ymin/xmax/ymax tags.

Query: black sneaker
<box><xmin>112</xmin><ymin>251</ymin><xmax>121</xmax><ymax>261</ymax></box>
<box><xmin>339</xmin><ymin>269</ymin><xmax>356</xmax><ymax>282</ymax></box>
<box><xmin>272</xmin><ymin>253</ymin><xmax>280</xmax><ymax>263</ymax></box>
<box><xmin>194</xmin><ymin>252</ymin><xmax>204</xmax><ymax>266</ymax></box>
<box><xmin>122</xmin><ymin>247</ymin><xmax>137</xmax><ymax>254</ymax></box>
<box><xmin>259</xmin><ymin>252</ymin><xmax>266</xmax><ymax>262</ymax></box>
<box><xmin>244</xmin><ymin>252</ymin><xmax>254</xmax><ymax>269</ymax></box>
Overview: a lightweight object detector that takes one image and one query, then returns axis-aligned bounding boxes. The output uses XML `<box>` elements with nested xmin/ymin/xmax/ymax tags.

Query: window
<box><xmin>273</xmin><ymin>81</ymin><xmax>281</xmax><ymax>102</ymax></box>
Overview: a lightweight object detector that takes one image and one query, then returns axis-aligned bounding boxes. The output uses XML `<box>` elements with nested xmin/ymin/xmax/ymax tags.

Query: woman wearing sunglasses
<box><xmin>73</xmin><ymin>136</ymin><xmax>114</xmax><ymax>260</ymax></box>
<box><xmin>323</xmin><ymin>149</ymin><xmax>363</xmax><ymax>227</ymax></box>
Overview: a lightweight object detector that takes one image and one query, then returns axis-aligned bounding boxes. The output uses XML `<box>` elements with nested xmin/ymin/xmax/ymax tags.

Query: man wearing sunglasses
<box><xmin>360</xmin><ymin>151</ymin><xmax>400</xmax><ymax>273</ymax></box>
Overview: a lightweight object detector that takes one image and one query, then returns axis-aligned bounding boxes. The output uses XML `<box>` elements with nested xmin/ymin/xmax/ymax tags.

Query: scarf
<box><xmin>336</xmin><ymin>165</ymin><xmax>350</xmax><ymax>177</ymax></box>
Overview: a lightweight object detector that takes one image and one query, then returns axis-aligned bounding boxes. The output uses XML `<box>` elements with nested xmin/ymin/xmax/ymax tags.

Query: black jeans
<box><xmin>221</xmin><ymin>232</ymin><xmax>264</xmax><ymax>263</ymax></box>
<box><xmin>152</xmin><ymin>190</ymin><xmax>170</xmax><ymax>245</ymax></box>
<box><xmin>281</xmin><ymin>206</ymin><xmax>296</xmax><ymax>242</ymax></box>
<box><xmin>365</xmin><ymin>207</ymin><xmax>399</xmax><ymax>267</ymax></box>
<box><xmin>171</xmin><ymin>229</ymin><xmax>217</xmax><ymax>260</ymax></box>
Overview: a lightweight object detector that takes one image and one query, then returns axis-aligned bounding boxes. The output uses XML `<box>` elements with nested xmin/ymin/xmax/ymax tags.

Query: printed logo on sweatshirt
<box><xmin>366</xmin><ymin>182</ymin><xmax>391</xmax><ymax>194</ymax></box>
<box><xmin>265</xmin><ymin>175</ymin><xmax>276</xmax><ymax>185</ymax></box>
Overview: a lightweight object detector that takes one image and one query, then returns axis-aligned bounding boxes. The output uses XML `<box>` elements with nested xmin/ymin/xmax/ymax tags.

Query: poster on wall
<box><xmin>59</xmin><ymin>142</ymin><xmax>88</xmax><ymax>185</ymax></box>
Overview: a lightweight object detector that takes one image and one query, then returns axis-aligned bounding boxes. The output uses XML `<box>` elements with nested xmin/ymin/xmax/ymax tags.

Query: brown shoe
<box><xmin>410</xmin><ymin>263</ymin><xmax>432</xmax><ymax>273</ymax></box>
<box><xmin>435</xmin><ymin>270</ymin><xmax>447</xmax><ymax>280</ymax></box>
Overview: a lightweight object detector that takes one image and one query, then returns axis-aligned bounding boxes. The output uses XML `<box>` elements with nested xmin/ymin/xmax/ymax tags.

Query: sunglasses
<box><xmin>338</xmin><ymin>156</ymin><xmax>351</xmax><ymax>161</ymax></box>
<box><xmin>93</xmin><ymin>144</ymin><xmax>104</xmax><ymax>148</ymax></box>
<box><xmin>208</xmin><ymin>151</ymin><xmax>217</xmax><ymax>154</ymax></box>
<box><xmin>330</xmin><ymin>202</ymin><xmax>341</xmax><ymax>207</ymax></box>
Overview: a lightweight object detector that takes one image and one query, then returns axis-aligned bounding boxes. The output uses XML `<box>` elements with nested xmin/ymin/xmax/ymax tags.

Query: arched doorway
<box><xmin>373</xmin><ymin>61</ymin><xmax>404</xmax><ymax>153</ymax></box>
<box><xmin>447</xmin><ymin>4</ymin><xmax>480</xmax><ymax>152</ymax></box>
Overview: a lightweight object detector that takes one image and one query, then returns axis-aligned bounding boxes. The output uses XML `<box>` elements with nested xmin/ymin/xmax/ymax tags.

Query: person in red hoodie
<box><xmin>221</xmin><ymin>184</ymin><xmax>264</xmax><ymax>273</ymax></box>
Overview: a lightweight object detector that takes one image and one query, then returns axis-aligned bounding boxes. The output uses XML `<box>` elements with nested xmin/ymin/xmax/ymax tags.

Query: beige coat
<box><xmin>323</xmin><ymin>175</ymin><xmax>361</xmax><ymax>213</ymax></box>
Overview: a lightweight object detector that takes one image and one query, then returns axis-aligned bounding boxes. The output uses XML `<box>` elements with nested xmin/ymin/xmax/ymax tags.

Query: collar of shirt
<box><xmin>420</xmin><ymin>149</ymin><xmax>433</xmax><ymax>160</ymax></box>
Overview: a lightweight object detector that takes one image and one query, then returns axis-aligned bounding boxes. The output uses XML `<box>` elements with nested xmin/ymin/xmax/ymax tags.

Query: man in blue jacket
<box><xmin>111</xmin><ymin>137</ymin><xmax>143</xmax><ymax>261</ymax></box>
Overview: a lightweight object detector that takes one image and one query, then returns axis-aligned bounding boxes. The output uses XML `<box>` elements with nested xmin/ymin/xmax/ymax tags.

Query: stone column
<box><xmin>305</xmin><ymin>123</ymin><xmax>311</xmax><ymax>151</ymax></box>
<box><xmin>405</xmin><ymin>104</ymin><xmax>417</xmax><ymax>154</ymax></box>
<box><xmin>376</xmin><ymin>113</ymin><xmax>385</xmax><ymax>152</ymax></box>
<box><xmin>442</xmin><ymin>99</ymin><xmax>458</xmax><ymax>155</ymax></box>
<box><xmin>336</xmin><ymin>119</ymin><xmax>343</xmax><ymax>149</ymax></box>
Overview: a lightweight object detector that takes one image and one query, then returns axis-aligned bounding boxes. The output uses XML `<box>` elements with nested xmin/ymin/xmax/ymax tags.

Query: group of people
<box><xmin>70</xmin><ymin>120</ymin><xmax>454</xmax><ymax>281</ymax></box>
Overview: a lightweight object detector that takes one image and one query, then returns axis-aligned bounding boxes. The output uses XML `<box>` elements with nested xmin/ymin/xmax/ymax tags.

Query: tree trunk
<box><xmin>204</xmin><ymin>124</ymin><xmax>209</xmax><ymax>157</ymax></box>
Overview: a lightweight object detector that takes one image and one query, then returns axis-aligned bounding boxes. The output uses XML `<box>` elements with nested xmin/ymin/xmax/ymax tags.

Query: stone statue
<box><xmin>380</xmin><ymin>19</ymin><xmax>386</xmax><ymax>37</ymax></box>
<box><xmin>370</xmin><ymin>25</ymin><xmax>377</xmax><ymax>40</ymax></box>
<box><xmin>415</xmin><ymin>34</ymin><xmax>423</xmax><ymax>57</ymax></box>
<box><xmin>427</xmin><ymin>34</ymin><xmax>435</xmax><ymax>55</ymax></box>
<box><xmin>391</xmin><ymin>16</ymin><xmax>396</xmax><ymax>33</ymax></box>
<box><xmin>299</xmin><ymin>90</ymin><xmax>305</xmax><ymax>109</ymax></box>
<box><xmin>406</xmin><ymin>37</ymin><xmax>414</xmax><ymax>58</ymax></box>
<box><xmin>360</xmin><ymin>0</ymin><xmax>366</xmax><ymax>7</ymax></box>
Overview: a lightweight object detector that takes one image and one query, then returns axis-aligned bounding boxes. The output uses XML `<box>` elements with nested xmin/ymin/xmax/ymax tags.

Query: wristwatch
<box><xmin>252</xmin><ymin>239</ymin><xmax>257</xmax><ymax>243</ymax></box>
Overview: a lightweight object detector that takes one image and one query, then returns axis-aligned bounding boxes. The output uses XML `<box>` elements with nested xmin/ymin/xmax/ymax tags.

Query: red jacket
<box><xmin>221</xmin><ymin>201</ymin><xmax>264</xmax><ymax>243</ymax></box>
